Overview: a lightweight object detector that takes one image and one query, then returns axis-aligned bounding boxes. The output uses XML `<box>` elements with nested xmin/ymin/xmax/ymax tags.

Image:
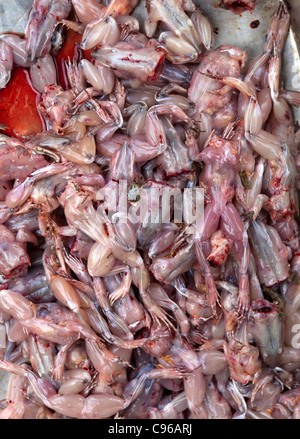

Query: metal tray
<box><xmin>0</xmin><ymin>0</ymin><xmax>299</xmax><ymax>116</ymax></box>
<box><xmin>0</xmin><ymin>0</ymin><xmax>299</xmax><ymax>408</ymax></box>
